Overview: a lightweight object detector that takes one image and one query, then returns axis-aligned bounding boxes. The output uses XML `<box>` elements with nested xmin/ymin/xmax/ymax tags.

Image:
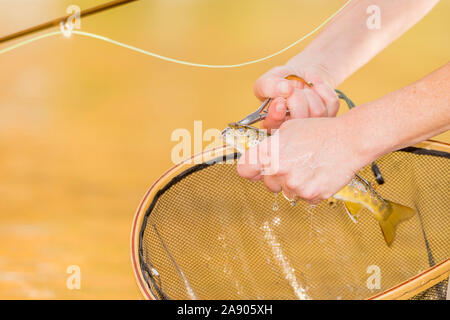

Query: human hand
<box><xmin>237</xmin><ymin>117</ymin><xmax>367</xmax><ymax>203</ymax></box>
<box><xmin>254</xmin><ymin>65</ymin><xmax>340</xmax><ymax>132</ymax></box>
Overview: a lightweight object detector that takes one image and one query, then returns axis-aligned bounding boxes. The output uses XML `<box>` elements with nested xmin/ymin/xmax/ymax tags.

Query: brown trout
<box><xmin>222</xmin><ymin>124</ymin><xmax>415</xmax><ymax>247</ymax></box>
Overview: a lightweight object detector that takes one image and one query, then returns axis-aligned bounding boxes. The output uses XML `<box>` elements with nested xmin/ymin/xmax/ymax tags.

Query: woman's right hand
<box><xmin>254</xmin><ymin>65</ymin><xmax>340</xmax><ymax>132</ymax></box>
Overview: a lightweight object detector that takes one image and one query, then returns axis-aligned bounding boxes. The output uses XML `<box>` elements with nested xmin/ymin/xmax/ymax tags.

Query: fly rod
<box><xmin>0</xmin><ymin>0</ymin><xmax>138</xmax><ymax>44</ymax></box>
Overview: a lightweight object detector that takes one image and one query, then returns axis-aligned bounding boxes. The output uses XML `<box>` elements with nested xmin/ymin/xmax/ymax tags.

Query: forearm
<box><xmin>343</xmin><ymin>63</ymin><xmax>450</xmax><ymax>165</ymax></box>
<box><xmin>286</xmin><ymin>0</ymin><xmax>439</xmax><ymax>87</ymax></box>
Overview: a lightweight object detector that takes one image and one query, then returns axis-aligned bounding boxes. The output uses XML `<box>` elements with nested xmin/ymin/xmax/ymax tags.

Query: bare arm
<box><xmin>257</xmin><ymin>0</ymin><xmax>440</xmax><ymax>129</ymax></box>
<box><xmin>287</xmin><ymin>0</ymin><xmax>440</xmax><ymax>87</ymax></box>
<box><xmin>238</xmin><ymin>63</ymin><xmax>449</xmax><ymax>202</ymax></box>
<box><xmin>345</xmin><ymin>63</ymin><xmax>450</xmax><ymax>165</ymax></box>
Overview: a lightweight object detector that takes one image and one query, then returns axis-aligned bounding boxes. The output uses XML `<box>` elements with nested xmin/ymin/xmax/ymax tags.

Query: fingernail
<box><xmin>277</xmin><ymin>81</ymin><xmax>290</xmax><ymax>96</ymax></box>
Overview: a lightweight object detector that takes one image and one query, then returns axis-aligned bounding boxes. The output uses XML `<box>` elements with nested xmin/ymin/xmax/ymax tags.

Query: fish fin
<box><xmin>343</xmin><ymin>201</ymin><xmax>362</xmax><ymax>223</ymax></box>
<box><xmin>379</xmin><ymin>202</ymin><xmax>415</xmax><ymax>247</ymax></box>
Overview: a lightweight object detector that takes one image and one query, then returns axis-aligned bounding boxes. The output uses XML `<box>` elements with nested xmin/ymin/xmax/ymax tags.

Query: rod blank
<box><xmin>0</xmin><ymin>0</ymin><xmax>138</xmax><ymax>44</ymax></box>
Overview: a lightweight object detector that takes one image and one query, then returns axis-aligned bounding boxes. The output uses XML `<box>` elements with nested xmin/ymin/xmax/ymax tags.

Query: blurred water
<box><xmin>0</xmin><ymin>0</ymin><xmax>448</xmax><ymax>299</ymax></box>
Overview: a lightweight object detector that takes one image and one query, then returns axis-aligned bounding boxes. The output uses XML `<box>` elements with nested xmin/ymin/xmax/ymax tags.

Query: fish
<box><xmin>222</xmin><ymin>123</ymin><xmax>269</xmax><ymax>152</ymax></box>
<box><xmin>222</xmin><ymin>124</ymin><xmax>415</xmax><ymax>247</ymax></box>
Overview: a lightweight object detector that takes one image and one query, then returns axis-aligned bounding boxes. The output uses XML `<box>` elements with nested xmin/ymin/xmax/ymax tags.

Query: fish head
<box><xmin>221</xmin><ymin>123</ymin><xmax>268</xmax><ymax>153</ymax></box>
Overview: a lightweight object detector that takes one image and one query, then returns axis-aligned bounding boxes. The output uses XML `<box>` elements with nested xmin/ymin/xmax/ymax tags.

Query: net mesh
<box><xmin>138</xmin><ymin>147</ymin><xmax>449</xmax><ymax>300</ymax></box>
<box><xmin>410</xmin><ymin>279</ymin><xmax>448</xmax><ymax>300</ymax></box>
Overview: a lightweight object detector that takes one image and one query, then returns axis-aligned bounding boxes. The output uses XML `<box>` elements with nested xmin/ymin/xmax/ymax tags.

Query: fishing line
<box><xmin>0</xmin><ymin>0</ymin><xmax>353</xmax><ymax>68</ymax></box>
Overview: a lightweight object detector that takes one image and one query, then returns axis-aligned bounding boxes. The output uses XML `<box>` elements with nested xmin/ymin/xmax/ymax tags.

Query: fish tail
<box><xmin>379</xmin><ymin>202</ymin><xmax>415</xmax><ymax>247</ymax></box>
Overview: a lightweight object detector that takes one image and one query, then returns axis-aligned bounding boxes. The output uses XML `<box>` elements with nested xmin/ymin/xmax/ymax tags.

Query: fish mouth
<box><xmin>221</xmin><ymin>123</ymin><xmax>247</xmax><ymax>137</ymax></box>
<box><xmin>221</xmin><ymin>123</ymin><xmax>269</xmax><ymax>154</ymax></box>
<box><xmin>221</xmin><ymin>123</ymin><xmax>267</xmax><ymax>143</ymax></box>
<box><xmin>222</xmin><ymin>123</ymin><xmax>266</xmax><ymax>134</ymax></box>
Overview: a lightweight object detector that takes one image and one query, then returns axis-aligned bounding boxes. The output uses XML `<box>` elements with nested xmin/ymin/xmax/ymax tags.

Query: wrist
<box><xmin>285</xmin><ymin>53</ymin><xmax>338</xmax><ymax>88</ymax></box>
<box><xmin>337</xmin><ymin>108</ymin><xmax>386</xmax><ymax>168</ymax></box>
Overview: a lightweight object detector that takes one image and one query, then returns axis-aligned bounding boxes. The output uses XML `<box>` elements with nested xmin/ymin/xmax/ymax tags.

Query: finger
<box><xmin>281</xmin><ymin>185</ymin><xmax>297</xmax><ymax>202</ymax></box>
<box><xmin>306</xmin><ymin>197</ymin><xmax>322</xmax><ymax>205</ymax></box>
<box><xmin>237</xmin><ymin>146</ymin><xmax>261</xmax><ymax>180</ymax></box>
<box><xmin>260</xmin><ymin>134</ymin><xmax>284</xmax><ymax>176</ymax></box>
<box><xmin>289</xmin><ymin>78</ymin><xmax>306</xmax><ymax>90</ymax></box>
<box><xmin>263</xmin><ymin>175</ymin><xmax>282</xmax><ymax>193</ymax></box>
<box><xmin>262</xmin><ymin>97</ymin><xmax>287</xmax><ymax>132</ymax></box>
<box><xmin>295</xmin><ymin>175</ymin><xmax>326</xmax><ymax>203</ymax></box>
<box><xmin>238</xmin><ymin>135</ymin><xmax>273</xmax><ymax>178</ymax></box>
<box><xmin>304</xmin><ymin>73</ymin><xmax>339</xmax><ymax>116</ymax></box>
<box><xmin>254</xmin><ymin>77</ymin><xmax>293</xmax><ymax>101</ymax></box>
<box><xmin>282</xmin><ymin>177</ymin><xmax>297</xmax><ymax>199</ymax></box>
<box><xmin>297</xmin><ymin>184</ymin><xmax>321</xmax><ymax>202</ymax></box>
<box><xmin>286</xmin><ymin>88</ymin><xmax>310</xmax><ymax>119</ymax></box>
<box><xmin>304</xmin><ymin>88</ymin><xmax>327</xmax><ymax>117</ymax></box>
<box><xmin>282</xmin><ymin>173</ymin><xmax>307</xmax><ymax>200</ymax></box>
<box><xmin>254</xmin><ymin>66</ymin><xmax>296</xmax><ymax>101</ymax></box>
<box><xmin>250</xmin><ymin>174</ymin><xmax>262</xmax><ymax>182</ymax></box>
<box><xmin>313</xmin><ymin>83</ymin><xmax>340</xmax><ymax>116</ymax></box>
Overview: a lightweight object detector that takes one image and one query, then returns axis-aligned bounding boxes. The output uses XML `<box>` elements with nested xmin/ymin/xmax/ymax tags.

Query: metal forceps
<box><xmin>229</xmin><ymin>74</ymin><xmax>313</xmax><ymax>127</ymax></box>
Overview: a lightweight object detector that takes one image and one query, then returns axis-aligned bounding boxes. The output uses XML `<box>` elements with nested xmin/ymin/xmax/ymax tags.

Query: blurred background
<box><xmin>0</xmin><ymin>0</ymin><xmax>448</xmax><ymax>299</ymax></box>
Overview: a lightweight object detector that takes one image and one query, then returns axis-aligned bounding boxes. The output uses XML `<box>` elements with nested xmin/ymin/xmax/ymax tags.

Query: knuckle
<box><xmin>331</xmin><ymin>95</ymin><xmax>340</xmax><ymax>105</ymax></box>
<box><xmin>253</xmin><ymin>79</ymin><xmax>265</xmax><ymax>95</ymax></box>
<box><xmin>310</xmin><ymin>105</ymin><xmax>326</xmax><ymax>117</ymax></box>
<box><xmin>329</xmin><ymin>98</ymin><xmax>340</xmax><ymax>116</ymax></box>
<box><xmin>299</xmin><ymin>186</ymin><xmax>319</xmax><ymax>201</ymax></box>
<box><xmin>263</xmin><ymin>178</ymin><xmax>280</xmax><ymax>193</ymax></box>
<box><xmin>258</xmin><ymin>78</ymin><xmax>277</xmax><ymax>97</ymax></box>
<box><xmin>285</xmin><ymin>178</ymin><xmax>298</xmax><ymax>191</ymax></box>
